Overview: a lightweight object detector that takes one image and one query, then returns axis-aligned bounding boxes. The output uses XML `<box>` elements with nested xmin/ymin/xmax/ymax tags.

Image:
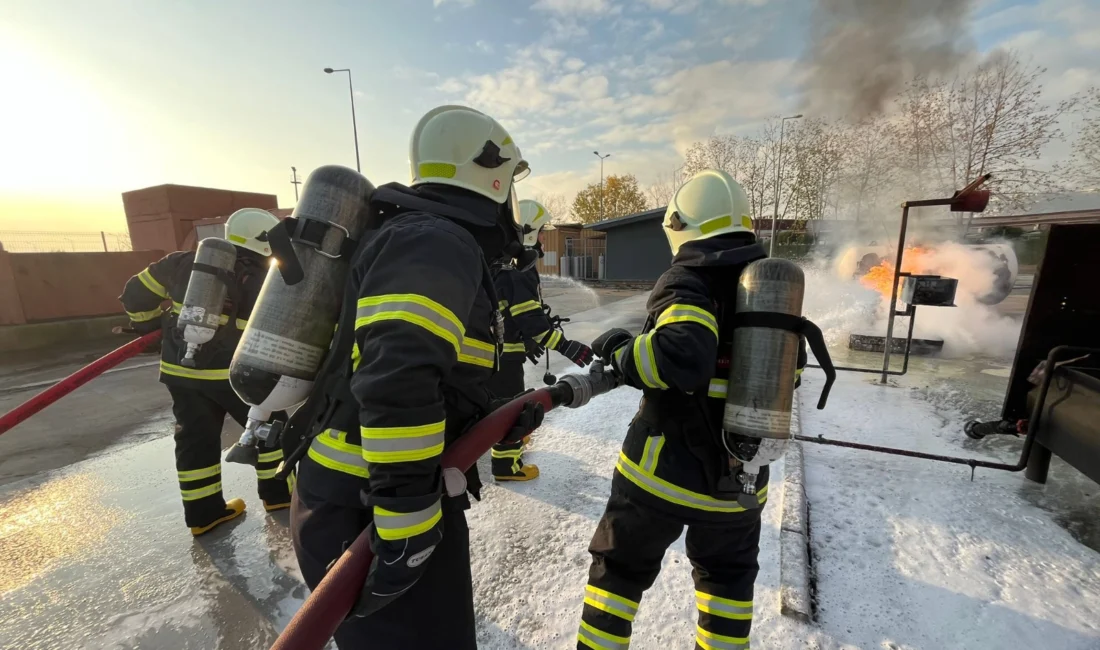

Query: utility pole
<box><xmin>291</xmin><ymin>167</ymin><xmax>302</xmax><ymax>202</ymax></box>
<box><xmin>770</xmin><ymin>114</ymin><xmax>802</xmax><ymax>256</ymax></box>
<box><xmin>593</xmin><ymin>151</ymin><xmax>611</xmax><ymax>220</ymax></box>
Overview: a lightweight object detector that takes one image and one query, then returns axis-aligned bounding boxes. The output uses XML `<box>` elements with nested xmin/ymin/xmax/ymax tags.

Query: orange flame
<box><xmin>859</xmin><ymin>247</ymin><xmax>933</xmax><ymax>296</ymax></box>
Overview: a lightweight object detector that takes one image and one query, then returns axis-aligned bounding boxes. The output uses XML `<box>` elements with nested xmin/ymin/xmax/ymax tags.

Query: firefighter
<box><xmin>289</xmin><ymin>105</ymin><xmax>542</xmax><ymax>649</ymax></box>
<box><xmin>119</xmin><ymin>208</ymin><xmax>290</xmax><ymax>536</ymax></box>
<box><xmin>490</xmin><ymin>199</ymin><xmax>594</xmax><ymax>481</ymax></box>
<box><xmin>576</xmin><ymin>169</ymin><xmax>806</xmax><ymax>650</ymax></box>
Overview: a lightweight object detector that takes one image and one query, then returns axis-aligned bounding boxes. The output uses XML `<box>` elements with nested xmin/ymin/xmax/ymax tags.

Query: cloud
<box><xmin>475</xmin><ymin>40</ymin><xmax>494</xmax><ymax>54</ymax></box>
<box><xmin>433</xmin><ymin>0</ymin><xmax>475</xmax><ymax>6</ymax></box>
<box><xmin>532</xmin><ymin>0</ymin><xmax>615</xmax><ymax>14</ymax></box>
<box><xmin>563</xmin><ymin>57</ymin><xmax>586</xmax><ymax>71</ymax></box>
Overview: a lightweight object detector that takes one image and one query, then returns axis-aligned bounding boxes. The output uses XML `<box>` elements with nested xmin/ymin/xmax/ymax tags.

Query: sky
<box><xmin>1</xmin><ymin>0</ymin><xmax>1097</xmax><ymax>233</ymax></box>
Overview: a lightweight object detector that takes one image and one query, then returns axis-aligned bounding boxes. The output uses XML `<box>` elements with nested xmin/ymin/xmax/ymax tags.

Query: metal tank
<box><xmin>723</xmin><ymin>258</ymin><xmax>805</xmax><ymax>508</ymax></box>
<box><xmin>227</xmin><ymin>165</ymin><xmax>374</xmax><ymax>464</ymax></box>
<box><xmin>177</xmin><ymin>237</ymin><xmax>237</xmax><ymax>368</ymax></box>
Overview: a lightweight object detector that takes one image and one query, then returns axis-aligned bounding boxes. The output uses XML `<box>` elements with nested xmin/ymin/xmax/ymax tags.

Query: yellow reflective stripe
<box><xmin>656</xmin><ymin>304</ymin><xmax>719</xmax><ymax>339</ymax></box>
<box><xmin>159</xmin><ymin>361</ymin><xmax>230</xmax><ymax>380</ymax></box>
<box><xmin>256</xmin><ymin>468</ymin><xmax>278</xmax><ymax>479</ymax></box>
<box><xmin>632</xmin><ymin>332</ymin><xmax>667</xmax><ymax>389</ymax></box>
<box><xmin>510</xmin><ymin>300</ymin><xmax>541</xmax><ymax>316</ymax></box>
<box><xmin>537</xmin><ymin>329</ymin><xmax>563</xmax><ymax>349</ymax></box>
<box><xmin>351</xmin><ymin>342</ymin><xmax>362</xmax><ymax>371</ymax></box>
<box><xmin>137</xmin><ymin>269</ymin><xmax>168</xmax><ymax>299</ymax></box>
<box><xmin>583</xmin><ymin>585</ymin><xmax>639</xmax><ymax>622</ymax></box>
<box><xmin>639</xmin><ymin>435</ymin><xmax>665</xmax><ymax>474</ymax></box>
<box><xmin>708</xmin><ymin>378</ymin><xmax>728</xmax><ymax>399</ymax></box>
<box><xmin>355</xmin><ymin>294</ymin><xmax>464</xmax><ymax>354</ymax></box>
<box><xmin>498</xmin><ymin>300</ymin><xmax>509</xmax><ymax>311</ymax></box>
<box><xmin>127</xmin><ymin>308</ymin><xmax>163</xmax><ymax>322</ymax></box>
<box><xmin>458</xmin><ymin>337</ymin><xmax>496</xmax><ymax>368</ymax></box>
<box><xmin>287</xmin><ymin>470</ymin><xmax>297</xmax><ymax>494</ymax></box>
<box><xmin>699</xmin><ymin>214</ymin><xmax>733</xmax><ymax>235</ymax></box>
<box><xmin>696</xmin><ymin>591</ymin><xmax>753</xmax><ymax>620</ymax></box>
<box><xmin>548</xmin><ymin>330</ymin><xmax>563</xmax><ymax>349</ymax></box>
<box><xmin>373</xmin><ymin>501</ymin><xmax>442</xmax><ymax>541</ymax></box>
<box><xmin>308</xmin><ymin>430</ymin><xmax>370</xmax><ymax>478</ymax></box>
<box><xmin>360</xmin><ymin>421</ymin><xmax>445</xmax><ymax>463</ymax></box>
<box><xmin>236</xmin><ymin>318</ymin><xmax>248</xmax><ymax>330</ymax></box>
<box><xmin>491</xmin><ymin>448</ymin><xmax>523</xmax><ymax>459</ymax></box>
<box><xmin>696</xmin><ymin>625</ymin><xmax>749</xmax><ymax>650</ymax></box>
<box><xmin>177</xmin><ymin>464</ymin><xmax>221</xmax><ymax>482</ymax></box>
<box><xmin>258</xmin><ymin>449</ymin><xmax>283</xmax><ymax>463</ymax></box>
<box><xmin>502</xmin><ymin>342</ymin><xmax>527</xmax><ymax>353</ymax></box>
<box><xmin>616</xmin><ymin>452</ymin><xmax>767</xmax><ymax>513</ymax></box>
<box><xmin>181</xmin><ymin>481</ymin><xmax>222</xmax><ymax>501</ymax></box>
<box><xmin>577</xmin><ymin>621</ymin><xmax>630</xmax><ymax>649</ymax></box>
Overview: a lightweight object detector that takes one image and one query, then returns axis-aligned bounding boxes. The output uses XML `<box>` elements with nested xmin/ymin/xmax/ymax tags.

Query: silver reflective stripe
<box><xmin>633</xmin><ymin>333</ymin><xmax>665</xmax><ymax>389</ymax></box>
<box><xmin>459</xmin><ymin>339</ymin><xmax>496</xmax><ymax>367</ymax></box>
<box><xmin>360</xmin><ymin>433</ymin><xmax>445</xmax><ymax>454</ymax></box>
<box><xmin>639</xmin><ymin>436</ymin><xmax>664</xmax><ymax>474</ymax></box>
<box><xmin>374</xmin><ymin>500</ymin><xmax>442</xmax><ymax>535</ymax></box>
<box><xmin>696</xmin><ymin>593</ymin><xmax>752</xmax><ymax>619</ymax></box>
<box><xmin>708</xmin><ymin>379</ymin><xmax>728</xmax><ymax>399</ymax></box>
<box><xmin>578</xmin><ymin>623</ymin><xmax>630</xmax><ymax>649</ymax></box>
<box><xmin>309</xmin><ymin>433</ymin><xmax>370</xmax><ymax>476</ymax></box>
<box><xmin>356</xmin><ymin>299</ymin><xmax>463</xmax><ymax>350</ymax></box>
<box><xmin>584</xmin><ymin>586</ymin><xmax>638</xmax><ymax>622</ymax></box>
<box><xmin>696</xmin><ymin>628</ymin><xmax>749</xmax><ymax>650</ymax></box>
<box><xmin>616</xmin><ymin>453</ymin><xmax>761</xmax><ymax>513</ymax></box>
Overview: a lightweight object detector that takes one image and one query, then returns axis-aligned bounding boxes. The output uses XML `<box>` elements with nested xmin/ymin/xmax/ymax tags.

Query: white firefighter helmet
<box><xmin>409</xmin><ymin>105</ymin><xmax>530</xmax><ymax>205</ymax></box>
<box><xmin>663</xmin><ymin>169</ymin><xmax>754</xmax><ymax>255</ymax></box>
<box><xmin>225</xmin><ymin>208</ymin><xmax>281</xmax><ymax>257</ymax></box>
<box><xmin>518</xmin><ymin>199</ymin><xmax>552</xmax><ymax>247</ymax></box>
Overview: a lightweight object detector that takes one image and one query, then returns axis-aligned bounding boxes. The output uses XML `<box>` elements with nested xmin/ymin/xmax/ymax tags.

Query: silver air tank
<box><xmin>227</xmin><ymin>166</ymin><xmax>374</xmax><ymax>464</ymax></box>
<box><xmin>178</xmin><ymin>237</ymin><xmax>237</xmax><ymax>367</ymax></box>
<box><xmin>723</xmin><ymin>258</ymin><xmax>805</xmax><ymax>508</ymax></box>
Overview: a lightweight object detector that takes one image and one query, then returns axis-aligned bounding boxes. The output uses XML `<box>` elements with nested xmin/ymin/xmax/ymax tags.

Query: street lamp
<box><xmin>769</xmin><ymin>114</ymin><xmax>803</xmax><ymax>257</ymax></box>
<box><xmin>593</xmin><ymin>151</ymin><xmax>611</xmax><ymax>220</ymax></box>
<box><xmin>324</xmin><ymin>67</ymin><xmax>361</xmax><ymax>173</ymax></box>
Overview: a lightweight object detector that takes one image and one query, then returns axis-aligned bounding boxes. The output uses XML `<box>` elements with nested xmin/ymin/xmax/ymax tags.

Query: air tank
<box><xmin>177</xmin><ymin>237</ymin><xmax>237</xmax><ymax>367</ymax></box>
<box><xmin>723</xmin><ymin>258</ymin><xmax>805</xmax><ymax>508</ymax></box>
<box><xmin>227</xmin><ymin>166</ymin><xmax>374</xmax><ymax>464</ymax></box>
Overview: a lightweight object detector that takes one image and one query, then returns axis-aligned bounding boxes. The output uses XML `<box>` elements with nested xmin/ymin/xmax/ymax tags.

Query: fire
<box><xmin>859</xmin><ymin>247</ymin><xmax>933</xmax><ymax>296</ymax></box>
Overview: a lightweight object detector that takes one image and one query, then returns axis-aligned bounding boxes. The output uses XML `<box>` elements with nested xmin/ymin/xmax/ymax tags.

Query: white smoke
<box><xmin>801</xmin><ymin>243</ymin><xmax>1023</xmax><ymax>359</ymax></box>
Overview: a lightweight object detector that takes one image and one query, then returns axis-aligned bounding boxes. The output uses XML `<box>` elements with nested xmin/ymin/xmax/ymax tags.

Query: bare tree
<box><xmin>646</xmin><ymin>168</ymin><xmax>682</xmax><ymax>209</ymax></box>
<box><xmin>534</xmin><ymin>193</ymin><xmax>573</xmax><ymax>223</ymax></box>
<box><xmin>839</xmin><ymin>117</ymin><xmax>898</xmax><ymax>221</ymax></box>
<box><xmin>1067</xmin><ymin>87</ymin><xmax>1100</xmax><ymax>190</ymax></box>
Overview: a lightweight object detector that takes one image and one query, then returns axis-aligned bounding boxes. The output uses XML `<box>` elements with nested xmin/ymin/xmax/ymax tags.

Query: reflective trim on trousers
<box><xmin>583</xmin><ymin>585</ymin><xmax>639</xmax><ymax>623</ymax></box>
<box><xmin>355</xmin><ymin>294</ymin><xmax>465</xmax><ymax>354</ymax></box>
<box><xmin>181</xmin><ymin>481</ymin><xmax>223</xmax><ymax>501</ymax></box>
<box><xmin>615</xmin><ymin>452</ymin><xmax>767</xmax><ymax>513</ymax></box>
<box><xmin>696</xmin><ymin>625</ymin><xmax>749</xmax><ymax>650</ymax></box>
<box><xmin>178</xmin><ymin>464</ymin><xmax>221</xmax><ymax>482</ymax></box>
<box><xmin>696</xmin><ymin>591</ymin><xmax>753</xmax><ymax>620</ymax></box>
<box><xmin>373</xmin><ymin>500</ymin><xmax>442</xmax><ymax>541</ymax></box>
<box><xmin>577</xmin><ymin>621</ymin><xmax>630</xmax><ymax>649</ymax></box>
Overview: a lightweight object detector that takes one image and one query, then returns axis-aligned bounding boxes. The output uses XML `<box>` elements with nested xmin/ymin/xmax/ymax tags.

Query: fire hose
<box><xmin>0</xmin><ymin>330</ymin><xmax>162</xmax><ymax>436</ymax></box>
<box><xmin>269</xmin><ymin>365</ymin><xmax>619</xmax><ymax>650</ymax></box>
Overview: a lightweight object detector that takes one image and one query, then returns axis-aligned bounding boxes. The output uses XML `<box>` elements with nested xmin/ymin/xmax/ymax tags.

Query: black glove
<box><xmin>524</xmin><ymin>338</ymin><xmax>545</xmax><ymax>365</ymax></box>
<box><xmin>502</xmin><ymin>400</ymin><xmax>544</xmax><ymax>443</ymax></box>
<box><xmin>350</xmin><ymin>490</ymin><xmax>444</xmax><ymax>618</ymax></box>
<box><xmin>591</xmin><ymin>328</ymin><xmax>632</xmax><ymax>362</ymax></box>
<box><xmin>559</xmin><ymin>339</ymin><xmax>594</xmax><ymax>367</ymax></box>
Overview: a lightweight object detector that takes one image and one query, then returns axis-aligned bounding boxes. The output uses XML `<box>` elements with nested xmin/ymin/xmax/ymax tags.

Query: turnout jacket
<box><xmin>119</xmin><ymin>248</ymin><xmax>266</xmax><ymax>388</ymax></box>
<box><xmin>299</xmin><ymin>184</ymin><xmax>500</xmax><ymax>544</ymax></box>
<box><xmin>494</xmin><ymin>265</ymin><xmax>563</xmax><ymax>362</ymax></box>
<box><xmin>609</xmin><ymin>236</ymin><xmax>806</xmax><ymax>523</ymax></box>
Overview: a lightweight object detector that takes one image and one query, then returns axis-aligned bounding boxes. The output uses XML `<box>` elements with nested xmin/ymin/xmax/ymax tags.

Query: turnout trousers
<box><xmin>290</xmin><ymin>477</ymin><xmax>477</xmax><ymax>650</ymax></box>
<box><xmin>167</xmin><ymin>385</ymin><xmax>291</xmax><ymax>528</ymax></box>
<box><xmin>578</xmin><ymin>482</ymin><xmax>762</xmax><ymax>650</ymax></box>
<box><xmin>486</xmin><ymin>358</ymin><xmax>531</xmax><ymax>477</ymax></box>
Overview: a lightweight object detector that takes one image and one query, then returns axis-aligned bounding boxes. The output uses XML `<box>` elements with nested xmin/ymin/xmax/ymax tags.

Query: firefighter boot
<box><xmin>190</xmin><ymin>498</ymin><xmax>247</xmax><ymax>536</ymax></box>
<box><xmin>496</xmin><ymin>464</ymin><xmax>540</xmax><ymax>482</ymax></box>
<box><xmin>491</xmin><ymin>440</ymin><xmax>540</xmax><ymax>482</ymax></box>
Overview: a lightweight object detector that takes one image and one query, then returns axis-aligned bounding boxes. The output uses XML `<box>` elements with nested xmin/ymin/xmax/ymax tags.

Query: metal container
<box><xmin>178</xmin><ymin>237</ymin><xmax>237</xmax><ymax>367</ymax></box>
<box><xmin>900</xmin><ymin>274</ymin><xmax>958</xmax><ymax>307</ymax></box>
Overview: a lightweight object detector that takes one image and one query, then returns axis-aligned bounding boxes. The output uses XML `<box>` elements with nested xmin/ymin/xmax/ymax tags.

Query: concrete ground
<box><xmin>0</xmin><ymin>281</ymin><xmax>640</xmax><ymax>650</ymax></box>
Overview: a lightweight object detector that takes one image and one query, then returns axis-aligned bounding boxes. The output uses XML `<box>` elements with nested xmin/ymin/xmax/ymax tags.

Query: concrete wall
<box><xmin>604</xmin><ymin>220</ymin><xmax>671</xmax><ymax>281</ymax></box>
<box><xmin>0</xmin><ymin>250</ymin><xmax>165</xmax><ymax>324</ymax></box>
<box><xmin>122</xmin><ymin>184</ymin><xmax>278</xmax><ymax>252</ymax></box>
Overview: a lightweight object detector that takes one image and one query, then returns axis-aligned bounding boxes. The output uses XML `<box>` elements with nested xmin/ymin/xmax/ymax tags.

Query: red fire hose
<box><xmin>0</xmin><ymin>330</ymin><xmax>162</xmax><ymax>436</ymax></box>
<box><xmin>270</xmin><ymin>364</ymin><xmax>625</xmax><ymax>650</ymax></box>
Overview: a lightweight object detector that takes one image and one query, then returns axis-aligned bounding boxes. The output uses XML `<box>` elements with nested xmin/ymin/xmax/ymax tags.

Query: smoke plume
<box><xmin>800</xmin><ymin>0</ymin><xmax>976</xmax><ymax>120</ymax></box>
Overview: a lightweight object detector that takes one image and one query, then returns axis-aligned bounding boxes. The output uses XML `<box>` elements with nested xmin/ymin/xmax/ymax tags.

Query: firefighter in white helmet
<box><xmin>576</xmin><ymin>169</ymin><xmax>806</xmax><ymax>650</ymax></box>
<box><xmin>119</xmin><ymin>207</ymin><xmax>288</xmax><ymax>536</ymax></box>
<box><xmin>290</xmin><ymin>106</ymin><xmax>541</xmax><ymax>649</ymax></box>
<box><xmin>489</xmin><ymin>199</ymin><xmax>593</xmax><ymax>482</ymax></box>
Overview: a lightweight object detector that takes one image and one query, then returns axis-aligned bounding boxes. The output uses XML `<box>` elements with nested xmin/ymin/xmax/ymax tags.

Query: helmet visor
<box><xmin>513</xmin><ymin>159</ymin><xmax>530</xmax><ymax>182</ymax></box>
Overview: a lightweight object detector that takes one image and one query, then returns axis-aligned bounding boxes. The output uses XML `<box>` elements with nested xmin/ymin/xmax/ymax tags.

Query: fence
<box><xmin>0</xmin><ymin>231</ymin><xmax>133</xmax><ymax>253</ymax></box>
<box><xmin>560</xmin><ymin>236</ymin><xmax>607</xmax><ymax>280</ymax></box>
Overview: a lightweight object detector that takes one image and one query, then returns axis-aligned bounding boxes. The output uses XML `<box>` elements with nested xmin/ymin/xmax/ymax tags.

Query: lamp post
<box><xmin>323</xmin><ymin>67</ymin><xmax>361</xmax><ymax>173</ymax></box>
<box><xmin>593</xmin><ymin>151</ymin><xmax>611</xmax><ymax>220</ymax></box>
<box><xmin>769</xmin><ymin>114</ymin><xmax>802</xmax><ymax>256</ymax></box>
<box><xmin>290</xmin><ymin>167</ymin><xmax>301</xmax><ymax>202</ymax></box>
